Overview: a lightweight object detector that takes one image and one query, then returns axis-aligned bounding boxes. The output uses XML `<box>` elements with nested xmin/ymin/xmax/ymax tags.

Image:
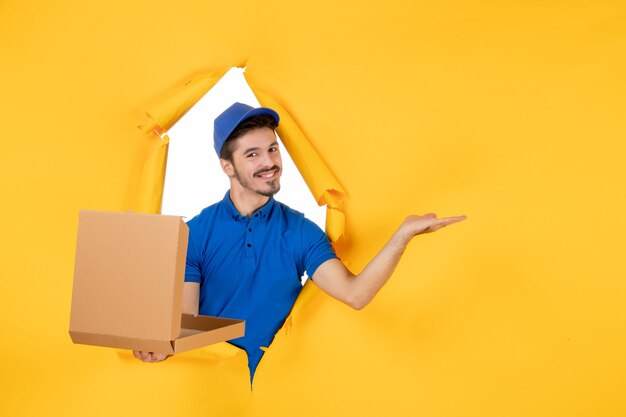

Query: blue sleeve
<box><xmin>301</xmin><ymin>218</ymin><xmax>337</xmax><ymax>278</ymax></box>
<box><xmin>184</xmin><ymin>225</ymin><xmax>202</xmax><ymax>283</ymax></box>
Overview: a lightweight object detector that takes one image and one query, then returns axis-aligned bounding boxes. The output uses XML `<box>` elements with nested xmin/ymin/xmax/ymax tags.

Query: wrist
<box><xmin>393</xmin><ymin>224</ymin><xmax>414</xmax><ymax>246</ymax></box>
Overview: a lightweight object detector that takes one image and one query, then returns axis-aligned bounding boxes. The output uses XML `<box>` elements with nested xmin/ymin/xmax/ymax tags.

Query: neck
<box><xmin>228</xmin><ymin>186</ymin><xmax>270</xmax><ymax>217</ymax></box>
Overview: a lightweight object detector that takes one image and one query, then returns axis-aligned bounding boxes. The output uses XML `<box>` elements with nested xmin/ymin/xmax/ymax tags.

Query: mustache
<box><xmin>253</xmin><ymin>165</ymin><xmax>280</xmax><ymax>176</ymax></box>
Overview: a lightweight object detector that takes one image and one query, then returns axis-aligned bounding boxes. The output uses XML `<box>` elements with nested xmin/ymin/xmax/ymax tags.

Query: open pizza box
<box><xmin>69</xmin><ymin>210</ymin><xmax>245</xmax><ymax>354</ymax></box>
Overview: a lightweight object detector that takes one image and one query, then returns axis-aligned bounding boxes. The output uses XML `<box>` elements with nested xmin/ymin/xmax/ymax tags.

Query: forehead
<box><xmin>231</xmin><ymin>127</ymin><xmax>277</xmax><ymax>153</ymax></box>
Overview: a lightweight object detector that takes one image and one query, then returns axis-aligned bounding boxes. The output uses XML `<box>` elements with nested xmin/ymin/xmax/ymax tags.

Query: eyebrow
<box><xmin>242</xmin><ymin>141</ymin><xmax>279</xmax><ymax>154</ymax></box>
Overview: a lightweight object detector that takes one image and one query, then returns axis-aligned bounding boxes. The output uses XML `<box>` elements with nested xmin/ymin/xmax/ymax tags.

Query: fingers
<box><xmin>425</xmin><ymin>215</ymin><xmax>466</xmax><ymax>232</ymax></box>
<box><xmin>413</xmin><ymin>213</ymin><xmax>465</xmax><ymax>223</ymax></box>
<box><xmin>436</xmin><ymin>215</ymin><xmax>467</xmax><ymax>226</ymax></box>
<box><xmin>407</xmin><ymin>214</ymin><xmax>465</xmax><ymax>235</ymax></box>
<box><xmin>132</xmin><ymin>350</ymin><xmax>152</xmax><ymax>361</ymax></box>
<box><xmin>402</xmin><ymin>213</ymin><xmax>466</xmax><ymax>237</ymax></box>
<box><xmin>132</xmin><ymin>350</ymin><xmax>170</xmax><ymax>362</ymax></box>
<box><xmin>151</xmin><ymin>353</ymin><xmax>170</xmax><ymax>362</ymax></box>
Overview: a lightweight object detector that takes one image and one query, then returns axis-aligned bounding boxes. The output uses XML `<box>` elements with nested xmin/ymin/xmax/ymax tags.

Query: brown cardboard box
<box><xmin>69</xmin><ymin>210</ymin><xmax>245</xmax><ymax>354</ymax></box>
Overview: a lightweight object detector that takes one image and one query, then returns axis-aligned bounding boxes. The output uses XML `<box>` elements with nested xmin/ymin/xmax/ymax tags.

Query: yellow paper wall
<box><xmin>1</xmin><ymin>1</ymin><xmax>625</xmax><ymax>416</ymax></box>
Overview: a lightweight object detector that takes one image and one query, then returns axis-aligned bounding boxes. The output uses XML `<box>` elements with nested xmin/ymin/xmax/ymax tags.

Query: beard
<box><xmin>233</xmin><ymin>164</ymin><xmax>281</xmax><ymax>197</ymax></box>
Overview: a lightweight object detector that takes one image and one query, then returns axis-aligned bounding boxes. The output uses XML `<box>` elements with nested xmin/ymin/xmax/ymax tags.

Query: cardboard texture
<box><xmin>69</xmin><ymin>210</ymin><xmax>244</xmax><ymax>354</ymax></box>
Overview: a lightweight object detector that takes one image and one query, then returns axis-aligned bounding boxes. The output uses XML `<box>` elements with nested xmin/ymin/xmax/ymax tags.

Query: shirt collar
<box><xmin>222</xmin><ymin>190</ymin><xmax>275</xmax><ymax>222</ymax></box>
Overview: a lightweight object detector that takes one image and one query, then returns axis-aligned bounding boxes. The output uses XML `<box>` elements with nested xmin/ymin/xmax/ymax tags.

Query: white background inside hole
<box><xmin>161</xmin><ymin>67</ymin><xmax>326</xmax><ymax>233</ymax></box>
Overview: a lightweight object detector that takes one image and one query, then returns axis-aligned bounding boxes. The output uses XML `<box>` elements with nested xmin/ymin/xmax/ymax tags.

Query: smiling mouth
<box><xmin>254</xmin><ymin>166</ymin><xmax>280</xmax><ymax>180</ymax></box>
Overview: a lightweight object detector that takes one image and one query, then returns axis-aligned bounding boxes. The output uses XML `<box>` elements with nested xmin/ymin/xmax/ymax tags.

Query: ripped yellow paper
<box><xmin>133</xmin><ymin>69</ymin><xmax>229</xmax><ymax>214</ymax></box>
<box><xmin>138</xmin><ymin>68</ymin><xmax>229</xmax><ymax>134</ymax></box>
<box><xmin>246</xmin><ymin>83</ymin><xmax>347</xmax><ymax>243</ymax></box>
<box><xmin>133</xmin><ymin>134</ymin><xmax>169</xmax><ymax>214</ymax></box>
<box><xmin>135</xmin><ymin>67</ymin><xmax>347</xmax><ymax>243</ymax></box>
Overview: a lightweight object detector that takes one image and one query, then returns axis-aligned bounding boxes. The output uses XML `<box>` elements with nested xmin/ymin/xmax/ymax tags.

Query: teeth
<box><xmin>257</xmin><ymin>170</ymin><xmax>276</xmax><ymax>178</ymax></box>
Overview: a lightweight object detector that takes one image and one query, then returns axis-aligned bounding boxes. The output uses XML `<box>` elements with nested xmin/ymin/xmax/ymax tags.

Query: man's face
<box><xmin>222</xmin><ymin>127</ymin><xmax>282</xmax><ymax>197</ymax></box>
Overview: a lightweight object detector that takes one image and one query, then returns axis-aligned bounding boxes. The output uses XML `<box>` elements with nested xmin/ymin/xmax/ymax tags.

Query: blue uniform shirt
<box><xmin>184</xmin><ymin>191</ymin><xmax>337</xmax><ymax>379</ymax></box>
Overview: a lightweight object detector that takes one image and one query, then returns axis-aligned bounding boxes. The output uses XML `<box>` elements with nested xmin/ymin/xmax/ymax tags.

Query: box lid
<box><xmin>69</xmin><ymin>210</ymin><xmax>188</xmax><ymax>343</ymax></box>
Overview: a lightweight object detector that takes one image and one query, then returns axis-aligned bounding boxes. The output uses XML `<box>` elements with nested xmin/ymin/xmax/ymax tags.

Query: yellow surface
<box><xmin>1</xmin><ymin>1</ymin><xmax>625</xmax><ymax>416</ymax></box>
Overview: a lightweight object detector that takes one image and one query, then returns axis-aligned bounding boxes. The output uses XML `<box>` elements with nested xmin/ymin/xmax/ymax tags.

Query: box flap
<box><xmin>69</xmin><ymin>210</ymin><xmax>188</xmax><ymax>342</ymax></box>
<box><xmin>68</xmin><ymin>330</ymin><xmax>176</xmax><ymax>354</ymax></box>
<box><xmin>173</xmin><ymin>314</ymin><xmax>245</xmax><ymax>354</ymax></box>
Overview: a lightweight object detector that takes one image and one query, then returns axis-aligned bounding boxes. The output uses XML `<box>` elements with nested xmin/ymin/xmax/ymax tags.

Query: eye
<box><xmin>246</xmin><ymin>152</ymin><xmax>258</xmax><ymax>158</ymax></box>
<box><xmin>269</xmin><ymin>146</ymin><xmax>278</xmax><ymax>153</ymax></box>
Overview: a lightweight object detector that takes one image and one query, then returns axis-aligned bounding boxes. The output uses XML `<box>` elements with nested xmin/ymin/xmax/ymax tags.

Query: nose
<box><xmin>263</xmin><ymin>151</ymin><xmax>273</xmax><ymax>164</ymax></box>
<box><xmin>261</xmin><ymin>149</ymin><xmax>280</xmax><ymax>167</ymax></box>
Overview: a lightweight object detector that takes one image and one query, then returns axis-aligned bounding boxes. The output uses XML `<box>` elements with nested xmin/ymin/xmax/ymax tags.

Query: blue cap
<box><xmin>213</xmin><ymin>102</ymin><xmax>280</xmax><ymax>157</ymax></box>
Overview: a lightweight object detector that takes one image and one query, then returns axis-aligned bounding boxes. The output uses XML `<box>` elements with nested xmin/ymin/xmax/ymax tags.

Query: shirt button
<box><xmin>247</xmin><ymin>243</ymin><xmax>252</xmax><ymax>247</ymax></box>
<box><xmin>248</xmin><ymin>228</ymin><xmax>252</xmax><ymax>232</ymax></box>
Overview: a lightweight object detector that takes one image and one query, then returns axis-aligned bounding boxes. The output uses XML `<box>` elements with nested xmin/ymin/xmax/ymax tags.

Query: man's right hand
<box><xmin>132</xmin><ymin>350</ymin><xmax>170</xmax><ymax>362</ymax></box>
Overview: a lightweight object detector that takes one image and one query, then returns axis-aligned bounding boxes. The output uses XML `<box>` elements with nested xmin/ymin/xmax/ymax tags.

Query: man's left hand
<box><xmin>400</xmin><ymin>213</ymin><xmax>466</xmax><ymax>239</ymax></box>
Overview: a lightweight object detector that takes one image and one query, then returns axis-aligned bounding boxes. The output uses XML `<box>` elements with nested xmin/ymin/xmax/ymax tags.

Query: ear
<box><xmin>220</xmin><ymin>158</ymin><xmax>235</xmax><ymax>177</ymax></box>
